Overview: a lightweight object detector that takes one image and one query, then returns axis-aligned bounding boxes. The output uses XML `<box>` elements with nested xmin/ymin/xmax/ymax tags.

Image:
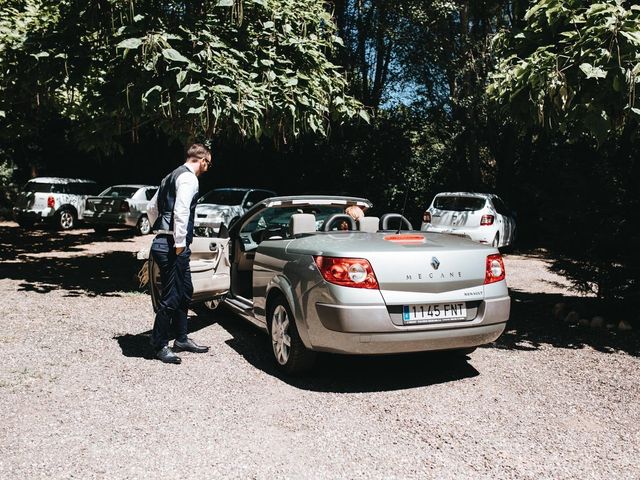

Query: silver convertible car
<box><xmin>149</xmin><ymin>196</ymin><xmax>510</xmax><ymax>373</ymax></box>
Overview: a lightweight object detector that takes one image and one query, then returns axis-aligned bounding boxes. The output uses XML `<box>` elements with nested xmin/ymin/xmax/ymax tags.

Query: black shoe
<box><xmin>173</xmin><ymin>337</ymin><xmax>209</xmax><ymax>354</ymax></box>
<box><xmin>156</xmin><ymin>346</ymin><xmax>182</xmax><ymax>364</ymax></box>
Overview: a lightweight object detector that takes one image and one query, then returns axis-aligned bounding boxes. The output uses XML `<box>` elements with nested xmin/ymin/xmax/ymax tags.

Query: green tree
<box><xmin>488</xmin><ymin>0</ymin><xmax>640</xmax><ymax>303</ymax></box>
<box><xmin>0</xmin><ymin>0</ymin><xmax>368</xmax><ymax>162</ymax></box>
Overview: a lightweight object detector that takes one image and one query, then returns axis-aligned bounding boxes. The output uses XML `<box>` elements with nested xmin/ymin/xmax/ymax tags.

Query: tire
<box><xmin>56</xmin><ymin>209</ymin><xmax>76</xmax><ymax>230</ymax></box>
<box><xmin>93</xmin><ymin>226</ymin><xmax>109</xmax><ymax>234</ymax></box>
<box><xmin>268</xmin><ymin>295</ymin><xmax>316</xmax><ymax>374</ymax></box>
<box><xmin>136</xmin><ymin>215</ymin><xmax>151</xmax><ymax>235</ymax></box>
<box><xmin>491</xmin><ymin>233</ymin><xmax>499</xmax><ymax>248</ymax></box>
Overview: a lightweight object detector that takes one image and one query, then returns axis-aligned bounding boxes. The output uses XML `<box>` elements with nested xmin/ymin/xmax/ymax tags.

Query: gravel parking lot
<box><xmin>1</xmin><ymin>222</ymin><xmax>638</xmax><ymax>479</ymax></box>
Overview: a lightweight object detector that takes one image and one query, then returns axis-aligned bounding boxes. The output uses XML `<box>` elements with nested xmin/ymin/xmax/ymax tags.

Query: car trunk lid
<box><xmin>86</xmin><ymin>196</ymin><xmax>128</xmax><ymax>213</ymax></box>
<box><xmin>289</xmin><ymin>232</ymin><xmax>492</xmax><ymax>298</ymax></box>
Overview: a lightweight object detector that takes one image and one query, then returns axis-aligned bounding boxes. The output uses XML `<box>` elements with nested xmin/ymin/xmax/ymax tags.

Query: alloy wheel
<box><xmin>138</xmin><ymin>216</ymin><xmax>151</xmax><ymax>235</ymax></box>
<box><xmin>271</xmin><ymin>304</ymin><xmax>292</xmax><ymax>365</ymax></box>
<box><xmin>60</xmin><ymin>211</ymin><xmax>74</xmax><ymax>229</ymax></box>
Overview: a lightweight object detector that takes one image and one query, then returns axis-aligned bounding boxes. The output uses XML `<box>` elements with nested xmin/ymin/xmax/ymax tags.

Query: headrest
<box><xmin>289</xmin><ymin>213</ymin><xmax>316</xmax><ymax>236</ymax></box>
<box><xmin>358</xmin><ymin>216</ymin><xmax>379</xmax><ymax>232</ymax></box>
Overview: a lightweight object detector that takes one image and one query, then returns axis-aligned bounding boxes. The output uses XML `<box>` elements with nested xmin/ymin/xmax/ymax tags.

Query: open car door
<box><xmin>149</xmin><ymin>237</ymin><xmax>231</xmax><ymax>311</ymax></box>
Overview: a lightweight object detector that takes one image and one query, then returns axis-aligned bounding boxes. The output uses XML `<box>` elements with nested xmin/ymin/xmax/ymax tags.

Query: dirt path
<box><xmin>1</xmin><ymin>223</ymin><xmax>638</xmax><ymax>479</ymax></box>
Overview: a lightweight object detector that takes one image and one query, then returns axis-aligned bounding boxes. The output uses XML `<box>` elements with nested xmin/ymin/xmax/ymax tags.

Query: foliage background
<box><xmin>1</xmin><ymin>0</ymin><xmax>638</xmax><ymax>307</ymax></box>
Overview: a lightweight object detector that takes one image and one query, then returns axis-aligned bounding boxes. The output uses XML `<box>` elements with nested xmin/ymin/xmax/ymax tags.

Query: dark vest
<box><xmin>153</xmin><ymin>164</ymin><xmax>198</xmax><ymax>245</ymax></box>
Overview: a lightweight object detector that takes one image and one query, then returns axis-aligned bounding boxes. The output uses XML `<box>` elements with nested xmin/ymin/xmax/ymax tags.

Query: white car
<box><xmin>421</xmin><ymin>192</ymin><xmax>516</xmax><ymax>248</ymax></box>
<box><xmin>194</xmin><ymin>187</ymin><xmax>276</xmax><ymax>234</ymax></box>
<box><xmin>13</xmin><ymin>177</ymin><xmax>100</xmax><ymax>230</ymax></box>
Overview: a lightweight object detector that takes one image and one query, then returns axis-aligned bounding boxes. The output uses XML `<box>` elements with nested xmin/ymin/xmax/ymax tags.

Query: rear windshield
<box><xmin>23</xmin><ymin>182</ymin><xmax>65</xmax><ymax>194</ymax></box>
<box><xmin>23</xmin><ymin>181</ymin><xmax>97</xmax><ymax>195</ymax></box>
<box><xmin>241</xmin><ymin>205</ymin><xmax>344</xmax><ymax>233</ymax></box>
<box><xmin>198</xmin><ymin>189</ymin><xmax>247</xmax><ymax>206</ymax></box>
<box><xmin>433</xmin><ymin>196</ymin><xmax>486</xmax><ymax>211</ymax></box>
<box><xmin>100</xmin><ymin>186</ymin><xmax>139</xmax><ymax>198</ymax></box>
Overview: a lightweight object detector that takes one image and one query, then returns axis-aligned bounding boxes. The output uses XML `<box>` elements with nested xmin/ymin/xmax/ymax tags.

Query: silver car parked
<box><xmin>13</xmin><ymin>177</ymin><xmax>99</xmax><ymax>230</ymax></box>
<box><xmin>150</xmin><ymin>195</ymin><xmax>510</xmax><ymax>374</ymax></box>
<box><xmin>194</xmin><ymin>187</ymin><xmax>277</xmax><ymax>234</ymax></box>
<box><xmin>83</xmin><ymin>185</ymin><xmax>158</xmax><ymax>235</ymax></box>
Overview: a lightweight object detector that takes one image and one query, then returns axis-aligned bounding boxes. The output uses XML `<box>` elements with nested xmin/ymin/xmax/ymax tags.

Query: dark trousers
<box><xmin>151</xmin><ymin>235</ymin><xmax>193</xmax><ymax>349</ymax></box>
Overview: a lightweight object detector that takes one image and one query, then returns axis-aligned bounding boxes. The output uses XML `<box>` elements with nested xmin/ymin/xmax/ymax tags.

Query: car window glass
<box><xmin>23</xmin><ymin>182</ymin><xmax>66</xmax><ymax>194</ymax></box>
<box><xmin>241</xmin><ymin>205</ymin><xmax>344</xmax><ymax>235</ymax></box>
<box><xmin>245</xmin><ymin>190</ymin><xmax>274</xmax><ymax>206</ymax></box>
<box><xmin>99</xmin><ymin>186</ymin><xmax>139</xmax><ymax>198</ymax></box>
<box><xmin>145</xmin><ymin>188</ymin><xmax>157</xmax><ymax>201</ymax></box>
<box><xmin>433</xmin><ymin>196</ymin><xmax>486</xmax><ymax>211</ymax></box>
<box><xmin>198</xmin><ymin>189</ymin><xmax>246</xmax><ymax>205</ymax></box>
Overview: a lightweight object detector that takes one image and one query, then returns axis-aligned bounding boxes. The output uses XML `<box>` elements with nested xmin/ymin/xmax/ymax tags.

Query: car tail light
<box><xmin>423</xmin><ymin>210</ymin><xmax>431</xmax><ymax>223</ymax></box>
<box><xmin>480</xmin><ymin>214</ymin><xmax>494</xmax><ymax>226</ymax></box>
<box><xmin>314</xmin><ymin>256</ymin><xmax>379</xmax><ymax>289</ymax></box>
<box><xmin>120</xmin><ymin>201</ymin><xmax>130</xmax><ymax>213</ymax></box>
<box><xmin>47</xmin><ymin>196</ymin><xmax>55</xmax><ymax>209</ymax></box>
<box><xmin>484</xmin><ymin>254</ymin><xmax>505</xmax><ymax>284</ymax></box>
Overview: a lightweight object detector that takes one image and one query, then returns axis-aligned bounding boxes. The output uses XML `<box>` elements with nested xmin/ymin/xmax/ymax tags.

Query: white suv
<box><xmin>421</xmin><ymin>192</ymin><xmax>516</xmax><ymax>248</ymax></box>
<box><xmin>13</xmin><ymin>177</ymin><xmax>99</xmax><ymax>230</ymax></box>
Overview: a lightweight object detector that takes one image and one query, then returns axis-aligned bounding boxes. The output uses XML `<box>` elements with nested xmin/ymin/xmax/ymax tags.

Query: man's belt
<box><xmin>154</xmin><ymin>230</ymin><xmax>174</xmax><ymax>235</ymax></box>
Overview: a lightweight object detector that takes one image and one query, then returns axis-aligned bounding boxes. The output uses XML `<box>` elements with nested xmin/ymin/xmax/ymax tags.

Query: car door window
<box><xmin>244</xmin><ymin>190</ymin><xmax>274</xmax><ymax>209</ymax></box>
<box><xmin>145</xmin><ymin>188</ymin><xmax>158</xmax><ymax>201</ymax></box>
<box><xmin>492</xmin><ymin>197</ymin><xmax>509</xmax><ymax>216</ymax></box>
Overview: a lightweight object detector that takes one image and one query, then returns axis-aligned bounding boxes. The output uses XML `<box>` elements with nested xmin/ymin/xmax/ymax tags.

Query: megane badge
<box><xmin>431</xmin><ymin>257</ymin><xmax>440</xmax><ymax>270</ymax></box>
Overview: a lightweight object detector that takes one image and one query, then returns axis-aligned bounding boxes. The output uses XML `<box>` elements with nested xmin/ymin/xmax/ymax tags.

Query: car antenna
<box><xmin>397</xmin><ymin>189</ymin><xmax>410</xmax><ymax>234</ymax></box>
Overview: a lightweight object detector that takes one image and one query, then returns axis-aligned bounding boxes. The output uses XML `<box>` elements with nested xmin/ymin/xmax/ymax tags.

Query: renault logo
<box><xmin>431</xmin><ymin>257</ymin><xmax>440</xmax><ymax>270</ymax></box>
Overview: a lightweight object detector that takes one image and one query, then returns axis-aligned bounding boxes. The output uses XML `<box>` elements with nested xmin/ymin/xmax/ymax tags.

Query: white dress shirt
<box><xmin>147</xmin><ymin>163</ymin><xmax>199</xmax><ymax>247</ymax></box>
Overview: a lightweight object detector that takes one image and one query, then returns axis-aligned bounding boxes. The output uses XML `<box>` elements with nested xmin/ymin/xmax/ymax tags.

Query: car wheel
<box><xmin>491</xmin><ymin>233</ymin><xmax>499</xmax><ymax>248</ymax></box>
<box><xmin>57</xmin><ymin>209</ymin><xmax>76</xmax><ymax>230</ymax></box>
<box><xmin>93</xmin><ymin>226</ymin><xmax>109</xmax><ymax>234</ymax></box>
<box><xmin>136</xmin><ymin>215</ymin><xmax>151</xmax><ymax>235</ymax></box>
<box><xmin>268</xmin><ymin>296</ymin><xmax>316</xmax><ymax>374</ymax></box>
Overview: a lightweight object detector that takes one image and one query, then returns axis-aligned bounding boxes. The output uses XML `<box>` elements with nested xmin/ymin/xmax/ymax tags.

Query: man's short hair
<box><xmin>186</xmin><ymin>143</ymin><xmax>211</xmax><ymax>162</ymax></box>
<box><xmin>345</xmin><ymin>205</ymin><xmax>365</xmax><ymax>221</ymax></box>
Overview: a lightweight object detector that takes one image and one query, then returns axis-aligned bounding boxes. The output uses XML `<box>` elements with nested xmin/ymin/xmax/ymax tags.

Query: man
<box><xmin>146</xmin><ymin>143</ymin><xmax>212</xmax><ymax>364</ymax></box>
<box><xmin>338</xmin><ymin>205</ymin><xmax>365</xmax><ymax>230</ymax></box>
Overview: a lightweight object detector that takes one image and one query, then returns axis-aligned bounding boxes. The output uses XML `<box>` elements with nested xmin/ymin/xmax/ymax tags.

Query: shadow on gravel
<box><xmin>114</xmin><ymin>315</ymin><xmax>217</xmax><ymax>360</ymax></box>
<box><xmin>211</xmin><ymin>307</ymin><xmax>480</xmax><ymax>393</ymax></box>
<box><xmin>490</xmin><ymin>290</ymin><xmax>640</xmax><ymax>357</ymax></box>
<box><xmin>0</xmin><ymin>224</ymin><xmax>144</xmax><ymax>296</ymax></box>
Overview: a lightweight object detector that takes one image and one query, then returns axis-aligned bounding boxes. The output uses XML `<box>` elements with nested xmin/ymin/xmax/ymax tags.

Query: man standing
<box><xmin>146</xmin><ymin>143</ymin><xmax>212</xmax><ymax>364</ymax></box>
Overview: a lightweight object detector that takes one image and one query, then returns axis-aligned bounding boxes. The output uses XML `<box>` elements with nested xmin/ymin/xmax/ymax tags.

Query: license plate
<box><xmin>402</xmin><ymin>302</ymin><xmax>467</xmax><ymax>324</ymax></box>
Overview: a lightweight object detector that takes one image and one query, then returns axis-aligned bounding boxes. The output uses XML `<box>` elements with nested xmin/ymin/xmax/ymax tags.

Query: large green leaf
<box><xmin>162</xmin><ymin>48</ymin><xmax>190</xmax><ymax>63</ymax></box>
<box><xmin>117</xmin><ymin>38</ymin><xmax>142</xmax><ymax>49</ymax></box>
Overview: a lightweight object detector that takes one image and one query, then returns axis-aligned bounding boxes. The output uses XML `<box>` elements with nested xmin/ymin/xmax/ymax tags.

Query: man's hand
<box><xmin>175</xmin><ymin>246</ymin><xmax>185</xmax><ymax>255</ymax></box>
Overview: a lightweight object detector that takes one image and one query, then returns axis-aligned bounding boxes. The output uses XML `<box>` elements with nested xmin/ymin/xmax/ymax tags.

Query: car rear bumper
<box><xmin>13</xmin><ymin>207</ymin><xmax>55</xmax><ymax>221</ymax></box>
<box><xmin>422</xmin><ymin>224</ymin><xmax>495</xmax><ymax>244</ymax></box>
<box><xmin>307</xmin><ymin>296</ymin><xmax>510</xmax><ymax>354</ymax></box>
<box><xmin>83</xmin><ymin>211</ymin><xmax>138</xmax><ymax>228</ymax></box>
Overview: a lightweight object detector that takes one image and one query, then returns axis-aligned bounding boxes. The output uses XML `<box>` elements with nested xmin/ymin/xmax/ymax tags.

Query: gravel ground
<box><xmin>0</xmin><ymin>222</ymin><xmax>638</xmax><ymax>479</ymax></box>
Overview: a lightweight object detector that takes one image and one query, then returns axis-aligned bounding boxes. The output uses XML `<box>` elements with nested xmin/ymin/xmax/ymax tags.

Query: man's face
<box><xmin>199</xmin><ymin>155</ymin><xmax>212</xmax><ymax>175</ymax></box>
